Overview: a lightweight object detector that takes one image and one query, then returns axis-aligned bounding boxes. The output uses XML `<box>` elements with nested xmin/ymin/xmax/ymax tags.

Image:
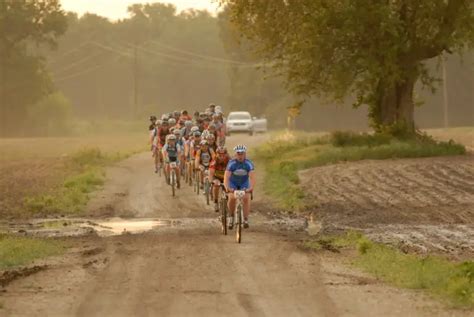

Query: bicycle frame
<box><xmin>233</xmin><ymin>190</ymin><xmax>246</xmax><ymax>244</ymax></box>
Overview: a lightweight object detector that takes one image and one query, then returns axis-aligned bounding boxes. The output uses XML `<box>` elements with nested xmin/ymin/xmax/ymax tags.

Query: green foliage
<box><xmin>0</xmin><ymin>0</ymin><xmax>68</xmax><ymax>136</ymax></box>
<box><xmin>0</xmin><ymin>234</ymin><xmax>66</xmax><ymax>269</ymax></box>
<box><xmin>304</xmin><ymin>232</ymin><xmax>474</xmax><ymax>307</ymax></box>
<box><xmin>222</xmin><ymin>0</ymin><xmax>474</xmax><ymax>130</ymax></box>
<box><xmin>256</xmin><ymin>131</ymin><xmax>465</xmax><ymax>209</ymax></box>
<box><xmin>28</xmin><ymin>92</ymin><xmax>72</xmax><ymax>136</ymax></box>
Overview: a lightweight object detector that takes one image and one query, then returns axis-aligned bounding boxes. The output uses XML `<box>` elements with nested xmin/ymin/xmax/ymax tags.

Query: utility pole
<box><xmin>442</xmin><ymin>56</ymin><xmax>449</xmax><ymax>128</ymax></box>
<box><xmin>133</xmin><ymin>44</ymin><xmax>139</xmax><ymax>118</ymax></box>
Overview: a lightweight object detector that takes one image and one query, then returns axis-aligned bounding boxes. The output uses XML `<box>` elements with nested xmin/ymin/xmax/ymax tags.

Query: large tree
<box><xmin>221</xmin><ymin>0</ymin><xmax>474</xmax><ymax>133</ymax></box>
<box><xmin>0</xmin><ymin>0</ymin><xmax>67</xmax><ymax>136</ymax></box>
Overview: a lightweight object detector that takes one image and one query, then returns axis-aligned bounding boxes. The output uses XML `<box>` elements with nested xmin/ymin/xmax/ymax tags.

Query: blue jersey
<box><xmin>226</xmin><ymin>158</ymin><xmax>254</xmax><ymax>189</ymax></box>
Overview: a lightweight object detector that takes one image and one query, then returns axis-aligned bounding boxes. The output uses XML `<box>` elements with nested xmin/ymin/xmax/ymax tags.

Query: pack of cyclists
<box><xmin>148</xmin><ymin>104</ymin><xmax>255</xmax><ymax>229</ymax></box>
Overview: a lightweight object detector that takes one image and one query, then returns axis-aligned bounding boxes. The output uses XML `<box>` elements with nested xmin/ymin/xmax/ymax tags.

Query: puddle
<box><xmin>0</xmin><ymin>215</ymin><xmax>308</xmax><ymax>238</ymax></box>
<box><xmin>81</xmin><ymin>219</ymin><xmax>172</xmax><ymax>236</ymax></box>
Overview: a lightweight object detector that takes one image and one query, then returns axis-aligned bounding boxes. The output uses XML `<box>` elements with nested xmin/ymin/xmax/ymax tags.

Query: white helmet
<box><xmin>167</xmin><ymin>134</ymin><xmax>177</xmax><ymax>141</ymax></box>
<box><xmin>233</xmin><ymin>144</ymin><xmax>247</xmax><ymax>153</ymax></box>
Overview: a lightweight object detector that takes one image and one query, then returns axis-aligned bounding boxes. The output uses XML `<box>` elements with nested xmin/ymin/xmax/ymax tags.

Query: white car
<box><xmin>252</xmin><ymin>116</ymin><xmax>268</xmax><ymax>133</ymax></box>
<box><xmin>226</xmin><ymin>111</ymin><xmax>254</xmax><ymax>136</ymax></box>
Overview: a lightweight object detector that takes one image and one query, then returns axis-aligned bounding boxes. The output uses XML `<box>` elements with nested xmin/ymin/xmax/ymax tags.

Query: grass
<box><xmin>303</xmin><ymin>232</ymin><xmax>474</xmax><ymax>308</ymax></box>
<box><xmin>23</xmin><ymin>148</ymin><xmax>137</xmax><ymax>216</ymax></box>
<box><xmin>0</xmin><ymin>234</ymin><xmax>66</xmax><ymax>269</ymax></box>
<box><xmin>256</xmin><ymin>130</ymin><xmax>466</xmax><ymax>210</ymax></box>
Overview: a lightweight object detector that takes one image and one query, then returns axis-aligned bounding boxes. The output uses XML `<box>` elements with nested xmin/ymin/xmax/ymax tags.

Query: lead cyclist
<box><xmin>224</xmin><ymin>144</ymin><xmax>255</xmax><ymax>229</ymax></box>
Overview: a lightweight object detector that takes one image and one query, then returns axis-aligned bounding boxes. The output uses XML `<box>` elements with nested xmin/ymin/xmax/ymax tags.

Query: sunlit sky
<box><xmin>60</xmin><ymin>0</ymin><xmax>221</xmax><ymax>20</ymax></box>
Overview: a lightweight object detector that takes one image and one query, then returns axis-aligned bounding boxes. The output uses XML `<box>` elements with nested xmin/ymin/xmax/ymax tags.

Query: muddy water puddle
<box><xmin>1</xmin><ymin>216</ymin><xmax>307</xmax><ymax>238</ymax></box>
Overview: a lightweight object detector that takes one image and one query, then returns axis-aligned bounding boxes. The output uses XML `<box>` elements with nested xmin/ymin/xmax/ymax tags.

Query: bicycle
<box><xmin>203</xmin><ymin>169</ymin><xmax>211</xmax><ymax>205</ymax></box>
<box><xmin>232</xmin><ymin>190</ymin><xmax>247</xmax><ymax>244</ymax></box>
<box><xmin>169</xmin><ymin>161</ymin><xmax>178</xmax><ymax>197</ymax></box>
<box><xmin>217</xmin><ymin>183</ymin><xmax>228</xmax><ymax>235</ymax></box>
<box><xmin>194</xmin><ymin>168</ymin><xmax>201</xmax><ymax>195</ymax></box>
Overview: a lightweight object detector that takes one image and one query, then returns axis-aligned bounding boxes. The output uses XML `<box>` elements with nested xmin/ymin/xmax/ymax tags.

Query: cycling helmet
<box><xmin>181</xmin><ymin>110</ymin><xmax>188</xmax><ymax>115</ymax></box>
<box><xmin>233</xmin><ymin>144</ymin><xmax>247</xmax><ymax>153</ymax></box>
<box><xmin>174</xmin><ymin>111</ymin><xmax>180</xmax><ymax>117</ymax></box>
<box><xmin>162</xmin><ymin>120</ymin><xmax>169</xmax><ymax>125</ymax></box>
<box><xmin>208</xmin><ymin>103</ymin><xmax>216</xmax><ymax>108</ymax></box>
<box><xmin>215</xmin><ymin>105</ymin><xmax>222</xmax><ymax>112</ymax></box>
<box><xmin>193</xmin><ymin>131</ymin><xmax>201</xmax><ymax>137</ymax></box>
<box><xmin>173</xmin><ymin>129</ymin><xmax>181</xmax><ymax>135</ymax></box>
<box><xmin>168</xmin><ymin>118</ymin><xmax>176</xmax><ymax>125</ymax></box>
<box><xmin>161</xmin><ymin>114</ymin><xmax>169</xmax><ymax>120</ymax></box>
<box><xmin>200</xmin><ymin>140</ymin><xmax>209</xmax><ymax>145</ymax></box>
<box><xmin>217</xmin><ymin>146</ymin><xmax>227</xmax><ymax>154</ymax></box>
<box><xmin>156</xmin><ymin>119</ymin><xmax>162</xmax><ymax>126</ymax></box>
<box><xmin>208</xmin><ymin>124</ymin><xmax>216</xmax><ymax>130</ymax></box>
<box><xmin>185</xmin><ymin>120</ymin><xmax>193</xmax><ymax>128</ymax></box>
<box><xmin>167</xmin><ymin>134</ymin><xmax>177</xmax><ymax>141</ymax></box>
<box><xmin>190</xmin><ymin>126</ymin><xmax>199</xmax><ymax>133</ymax></box>
<box><xmin>150</xmin><ymin>115</ymin><xmax>157</xmax><ymax>121</ymax></box>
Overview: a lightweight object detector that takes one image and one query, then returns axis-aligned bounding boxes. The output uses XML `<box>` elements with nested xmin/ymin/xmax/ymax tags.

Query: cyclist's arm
<box><xmin>248</xmin><ymin>170</ymin><xmax>256</xmax><ymax>192</ymax></box>
<box><xmin>194</xmin><ymin>150</ymin><xmax>201</xmax><ymax>169</ymax></box>
<box><xmin>224</xmin><ymin>170</ymin><xmax>231</xmax><ymax>192</ymax></box>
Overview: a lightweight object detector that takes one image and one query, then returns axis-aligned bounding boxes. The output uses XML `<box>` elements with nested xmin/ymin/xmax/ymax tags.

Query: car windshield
<box><xmin>228</xmin><ymin>113</ymin><xmax>251</xmax><ymax>120</ymax></box>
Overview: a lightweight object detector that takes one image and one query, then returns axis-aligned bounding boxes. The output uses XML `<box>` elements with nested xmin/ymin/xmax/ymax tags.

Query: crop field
<box><xmin>0</xmin><ymin>132</ymin><xmax>146</xmax><ymax>218</ymax></box>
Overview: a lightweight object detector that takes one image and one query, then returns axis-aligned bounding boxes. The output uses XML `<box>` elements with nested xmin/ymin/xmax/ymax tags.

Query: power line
<box><xmin>149</xmin><ymin>40</ymin><xmax>259</xmax><ymax>66</ymax></box>
<box><xmin>53</xmin><ymin>50</ymin><xmax>105</xmax><ymax>75</ymax></box>
<box><xmin>54</xmin><ymin>55</ymin><xmax>123</xmax><ymax>83</ymax></box>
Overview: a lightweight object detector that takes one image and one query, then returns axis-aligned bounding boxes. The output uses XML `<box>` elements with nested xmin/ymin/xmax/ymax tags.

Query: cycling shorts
<box><xmin>228</xmin><ymin>180</ymin><xmax>250</xmax><ymax>191</ymax></box>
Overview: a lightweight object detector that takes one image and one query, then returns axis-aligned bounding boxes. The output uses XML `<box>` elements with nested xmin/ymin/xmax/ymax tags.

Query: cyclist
<box><xmin>149</xmin><ymin>119</ymin><xmax>160</xmax><ymax>173</ymax></box>
<box><xmin>209</xmin><ymin>146</ymin><xmax>231</xmax><ymax>212</ymax></box>
<box><xmin>168</xmin><ymin>118</ymin><xmax>177</xmax><ymax>129</ymax></box>
<box><xmin>162</xmin><ymin>134</ymin><xmax>182</xmax><ymax>189</ymax></box>
<box><xmin>195</xmin><ymin>140</ymin><xmax>216</xmax><ymax>189</ymax></box>
<box><xmin>207</xmin><ymin>133</ymin><xmax>217</xmax><ymax>152</ymax></box>
<box><xmin>224</xmin><ymin>144</ymin><xmax>255</xmax><ymax>229</ymax></box>
<box><xmin>180</xmin><ymin>110</ymin><xmax>192</xmax><ymax>121</ymax></box>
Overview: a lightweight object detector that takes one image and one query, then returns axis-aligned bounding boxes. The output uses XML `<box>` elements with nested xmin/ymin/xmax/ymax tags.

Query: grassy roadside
<box><xmin>23</xmin><ymin>147</ymin><xmax>140</xmax><ymax>216</ymax></box>
<box><xmin>0</xmin><ymin>234</ymin><xmax>67</xmax><ymax>269</ymax></box>
<box><xmin>303</xmin><ymin>232</ymin><xmax>474</xmax><ymax>308</ymax></box>
<box><xmin>255</xmin><ymin>130</ymin><xmax>466</xmax><ymax>210</ymax></box>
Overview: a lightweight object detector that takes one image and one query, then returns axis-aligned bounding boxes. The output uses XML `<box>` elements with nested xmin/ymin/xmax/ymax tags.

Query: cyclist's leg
<box><xmin>243</xmin><ymin>193</ymin><xmax>251</xmax><ymax>219</ymax></box>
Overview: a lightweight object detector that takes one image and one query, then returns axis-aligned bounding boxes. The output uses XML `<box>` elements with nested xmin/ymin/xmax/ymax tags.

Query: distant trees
<box><xmin>0</xmin><ymin>0</ymin><xmax>68</xmax><ymax>136</ymax></box>
<box><xmin>221</xmin><ymin>0</ymin><xmax>474</xmax><ymax>134</ymax></box>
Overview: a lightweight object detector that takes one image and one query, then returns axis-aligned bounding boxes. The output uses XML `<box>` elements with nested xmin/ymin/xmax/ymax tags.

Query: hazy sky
<box><xmin>61</xmin><ymin>0</ymin><xmax>221</xmax><ymax>20</ymax></box>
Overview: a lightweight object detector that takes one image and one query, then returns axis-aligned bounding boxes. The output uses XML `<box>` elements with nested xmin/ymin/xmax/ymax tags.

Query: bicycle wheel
<box><xmin>196</xmin><ymin>172</ymin><xmax>200</xmax><ymax>195</ymax></box>
<box><xmin>205</xmin><ymin>179</ymin><xmax>210</xmax><ymax>205</ymax></box>
<box><xmin>221</xmin><ymin>196</ymin><xmax>227</xmax><ymax>235</ymax></box>
<box><xmin>171</xmin><ymin>170</ymin><xmax>176</xmax><ymax>197</ymax></box>
<box><xmin>236</xmin><ymin>205</ymin><xmax>242</xmax><ymax>243</ymax></box>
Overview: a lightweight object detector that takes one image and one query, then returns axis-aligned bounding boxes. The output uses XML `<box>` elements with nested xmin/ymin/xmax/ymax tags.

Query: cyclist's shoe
<box><xmin>228</xmin><ymin>218</ymin><xmax>234</xmax><ymax>230</ymax></box>
<box><xmin>243</xmin><ymin>219</ymin><xmax>249</xmax><ymax>229</ymax></box>
<box><xmin>214</xmin><ymin>202</ymin><xmax>219</xmax><ymax>212</ymax></box>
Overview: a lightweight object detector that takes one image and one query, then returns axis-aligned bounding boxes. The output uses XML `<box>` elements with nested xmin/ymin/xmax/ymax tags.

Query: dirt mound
<box><xmin>300</xmin><ymin>155</ymin><xmax>474</xmax><ymax>257</ymax></box>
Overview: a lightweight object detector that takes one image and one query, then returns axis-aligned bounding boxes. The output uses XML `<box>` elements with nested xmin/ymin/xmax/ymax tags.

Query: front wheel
<box><xmin>205</xmin><ymin>179</ymin><xmax>210</xmax><ymax>205</ymax></box>
<box><xmin>171</xmin><ymin>170</ymin><xmax>176</xmax><ymax>197</ymax></box>
<box><xmin>221</xmin><ymin>198</ymin><xmax>227</xmax><ymax>235</ymax></box>
<box><xmin>236</xmin><ymin>205</ymin><xmax>242</xmax><ymax>243</ymax></box>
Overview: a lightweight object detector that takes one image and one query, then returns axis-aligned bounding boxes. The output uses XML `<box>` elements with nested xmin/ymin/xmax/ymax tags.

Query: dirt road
<box><xmin>0</xmin><ymin>135</ymin><xmax>468</xmax><ymax>316</ymax></box>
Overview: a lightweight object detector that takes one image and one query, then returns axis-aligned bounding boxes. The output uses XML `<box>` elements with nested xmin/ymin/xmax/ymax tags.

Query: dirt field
<box><xmin>300</xmin><ymin>153</ymin><xmax>474</xmax><ymax>259</ymax></box>
<box><xmin>0</xmin><ymin>133</ymin><xmax>145</xmax><ymax>218</ymax></box>
<box><xmin>1</xmin><ymin>133</ymin><xmax>471</xmax><ymax>316</ymax></box>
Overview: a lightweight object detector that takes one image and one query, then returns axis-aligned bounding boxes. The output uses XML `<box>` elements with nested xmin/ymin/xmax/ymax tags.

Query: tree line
<box><xmin>0</xmin><ymin>0</ymin><xmax>473</xmax><ymax>137</ymax></box>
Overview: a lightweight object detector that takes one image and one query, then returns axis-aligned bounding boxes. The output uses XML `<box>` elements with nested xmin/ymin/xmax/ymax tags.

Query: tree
<box><xmin>0</xmin><ymin>0</ymin><xmax>67</xmax><ymax>136</ymax></box>
<box><xmin>221</xmin><ymin>0</ymin><xmax>474</xmax><ymax>133</ymax></box>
